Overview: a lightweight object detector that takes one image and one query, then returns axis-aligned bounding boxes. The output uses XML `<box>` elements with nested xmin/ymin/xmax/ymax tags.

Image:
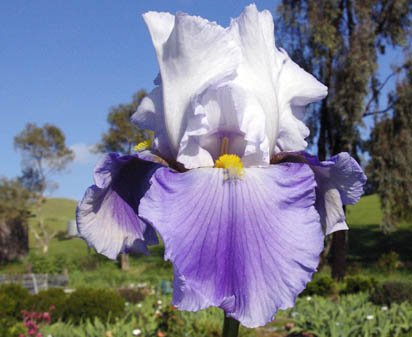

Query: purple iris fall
<box><xmin>76</xmin><ymin>4</ymin><xmax>366</xmax><ymax>328</ymax></box>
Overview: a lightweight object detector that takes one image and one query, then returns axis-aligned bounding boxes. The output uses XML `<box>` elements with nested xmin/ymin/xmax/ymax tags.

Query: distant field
<box><xmin>347</xmin><ymin>195</ymin><xmax>412</xmax><ymax>268</ymax></box>
<box><xmin>29</xmin><ymin>198</ymin><xmax>89</xmax><ymax>260</ymax></box>
<box><xmin>346</xmin><ymin>194</ymin><xmax>382</xmax><ymax>226</ymax></box>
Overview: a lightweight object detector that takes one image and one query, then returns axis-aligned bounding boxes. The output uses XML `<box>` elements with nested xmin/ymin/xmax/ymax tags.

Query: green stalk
<box><xmin>222</xmin><ymin>313</ymin><xmax>240</xmax><ymax>337</ymax></box>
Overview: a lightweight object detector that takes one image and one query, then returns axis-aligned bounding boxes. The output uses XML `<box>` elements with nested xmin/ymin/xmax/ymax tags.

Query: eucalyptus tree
<box><xmin>14</xmin><ymin>123</ymin><xmax>74</xmax><ymax>254</ymax></box>
<box><xmin>97</xmin><ymin>90</ymin><xmax>147</xmax><ymax>154</ymax></box>
<box><xmin>0</xmin><ymin>178</ymin><xmax>34</xmax><ymax>262</ymax></box>
<box><xmin>368</xmin><ymin>60</ymin><xmax>412</xmax><ymax>231</ymax></box>
<box><xmin>276</xmin><ymin>0</ymin><xmax>412</xmax><ymax>279</ymax></box>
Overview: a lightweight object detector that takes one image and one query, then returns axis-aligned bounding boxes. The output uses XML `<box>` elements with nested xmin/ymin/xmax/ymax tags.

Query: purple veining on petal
<box><xmin>139</xmin><ymin>164</ymin><xmax>323</xmax><ymax>328</ymax></box>
<box><xmin>301</xmin><ymin>152</ymin><xmax>367</xmax><ymax>235</ymax></box>
<box><xmin>76</xmin><ymin>153</ymin><xmax>162</xmax><ymax>259</ymax></box>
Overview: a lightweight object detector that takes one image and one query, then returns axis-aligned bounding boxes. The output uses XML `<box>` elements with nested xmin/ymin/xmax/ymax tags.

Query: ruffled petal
<box><xmin>142</xmin><ymin>11</ymin><xmax>241</xmax><ymax>155</ymax></box>
<box><xmin>76</xmin><ymin>154</ymin><xmax>162</xmax><ymax>259</ymax></box>
<box><xmin>275</xmin><ymin>49</ymin><xmax>328</xmax><ymax>152</ymax></box>
<box><xmin>177</xmin><ymin>81</ymin><xmax>268</xmax><ymax>169</ymax></box>
<box><xmin>302</xmin><ymin>152</ymin><xmax>367</xmax><ymax>235</ymax></box>
<box><xmin>139</xmin><ymin>164</ymin><xmax>323</xmax><ymax>328</ymax></box>
<box><xmin>228</xmin><ymin>4</ymin><xmax>279</xmax><ymax>157</ymax></box>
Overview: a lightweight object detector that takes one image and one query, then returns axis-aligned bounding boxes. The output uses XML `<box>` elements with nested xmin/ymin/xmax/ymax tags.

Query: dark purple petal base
<box><xmin>76</xmin><ymin>153</ymin><xmax>162</xmax><ymax>259</ymax></box>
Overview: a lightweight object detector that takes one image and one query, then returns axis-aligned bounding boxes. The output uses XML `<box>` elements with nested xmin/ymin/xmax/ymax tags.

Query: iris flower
<box><xmin>77</xmin><ymin>4</ymin><xmax>366</xmax><ymax>328</ymax></box>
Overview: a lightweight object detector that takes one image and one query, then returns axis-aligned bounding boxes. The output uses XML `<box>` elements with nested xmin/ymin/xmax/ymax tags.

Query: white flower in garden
<box><xmin>157</xmin><ymin>300</ymin><xmax>163</xmax><ymax>305</ymax></box>
<box><xmin>132</xmin><ymin>328</ymin><xmax>142</xmax><ymax>336</ymax></box>
<box><xmin>306</xmin><ymin>296</ymin><xmax>312</xmax><ymax>301</ymax></box>
<box><xmin>381</xmin><ymin>306</ymin><xmax>388</xmax><ymax>311</ymax></box>
<box><xmin>137</xmin><ymin>303</ymin><xmax>142</xmax><ymax>308</ymax></box>
<box><xmin>366</xmin><ymin>315</ymin><xmax>374</xmax><ymax>320</ymax></box>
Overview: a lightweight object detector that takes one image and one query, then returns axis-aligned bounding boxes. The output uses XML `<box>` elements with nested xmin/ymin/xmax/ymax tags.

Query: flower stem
<box><xmin>222</xmin><ymin>313</ymin><xmax>240</xmax><ymax>337</ymax></box>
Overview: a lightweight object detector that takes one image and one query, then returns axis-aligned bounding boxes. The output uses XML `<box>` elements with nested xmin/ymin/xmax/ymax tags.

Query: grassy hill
<box><xmin>29</xmin><ymin>198</ymin><xmax>89</xmax><ymax>260</ymax></box>
<box><xmin>34</xmin><ymin>198</ymin><xmax>77</xmax><ymax>231</ymax></box>
<box><xmin>346</xmin><ymin>194</ymin><xmax>382</xmax><ymax>226</ymax></box>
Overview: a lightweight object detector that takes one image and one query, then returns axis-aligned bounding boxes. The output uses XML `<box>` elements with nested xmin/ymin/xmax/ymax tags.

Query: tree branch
<box><xmin>363</xmin><ymin>103</ymin><xmax>395</xmax><ymax>117</ymax></box>
<box><xmin>363</xmin><ymin>69</ymin><xmax>400</xmax><ymax>116</ymax></box>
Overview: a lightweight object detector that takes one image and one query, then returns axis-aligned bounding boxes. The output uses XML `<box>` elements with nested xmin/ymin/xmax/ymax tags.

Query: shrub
<box><xmin>29</xmin><ymin>253</ymin><xmax>55</xmax><ymax>274</ymax></box>
<box><xmin>0</xmin><ymin>284</ymin><xmax>30</xmax><ymax>337</ymax></box>
<box><xmin>370</xmin><ymin>281</ymin><xmax>412</xmax><ymax>305</ymax></box>
<box><xmin>63</xmin><ymin>288</ymin><xmax>125</xmax><ymax>324</ymax></box>
<box><xmin>0</xmin><ymin>178</ymin><xmax>32</xmax><ymax>263</ymax></box>
<box><xmin>78</xmin><ymin>253</ymin><xmax>108</xmax><ymax>271</ymax></box>
<box><xmin>53</xmin><ymin>254</ymin><xmax>78</xmax><ymax>273</ymax></box>
<box><xmin>118</xmin><ymin>287</ymin><xmax>150</xmax><ymax>304</ymax></box>
<box><xmin>29</xmin><ymin>253</ymin><xmax>79</xmax><ymax>274</ymax></box>
<box><xmin>0</xmin><ymin>284</ymin><xmax>30</xmax><ymax>320</ymax></box>
<box><xmin>26</xmin><ymin>288</ymin><xmax>67</xmax><ymax>321</ymax></box>
<box><xmin>301</xmin><ymin>275</ymin><xmax>337</xmax><ymax>296</ymax></box>
<box><xmin>376</xmin><ymin>251</ymin><xmax>403</xmax><ymax>272</ymax></box>
<box><xmin>342</xmin><ymin>275</ymin><xmax>377</xmax><ymax>294</ymax></box>
<box><xmin>287</xmin><ymin>293</ymin><xmax>412</xmax><ymax>337</ymax></box>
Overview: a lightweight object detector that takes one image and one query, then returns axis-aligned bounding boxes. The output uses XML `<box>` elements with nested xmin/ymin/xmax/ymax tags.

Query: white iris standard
<box><xmin>133</xmin><ymin>4</ymin><xmax>327</xmax><ymax>169</ymax></box>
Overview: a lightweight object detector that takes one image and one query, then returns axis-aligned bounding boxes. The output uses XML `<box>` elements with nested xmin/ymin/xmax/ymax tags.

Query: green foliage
<box><xmin>97</xmin><ymin>90</ymin><xmax>147</xmax><ymax>154</ymax></box>
<box><xmin>368</xmin><ymin>63</ymin><xmax>412</xmax><ymax>230</ymax></box>
<box><xmin>0</xmin><ymin>284</ymin><xmax>30</xmax><ymax>319</ymax></box>
<box><xmin>26</xmin><ymin>288</ymin><xmax>67</xmax><ymax>321</ymax></box>
<box><xmin>0</xmin><ymin>284</ymin><xmax>30</xmax><ymax>337</ymax></box>
<box><xmin>63</xmin><ymin>288</ymin><xmax>125</xmax><ymax>324</ymax></box>
<box><xmin>29</xmin><ymin>253</ymin><xmax>57</xmax><ymax>273</ymax></box>
<box><xmin>14</xmin><ymin>123</ymin><xmax>74</xmax><ymax>255</ymax></box>
<box><xmin>14</xmin><ymin>123</ymin><xmax>74</xmax><ymax>194</ymax></box>
<box><xmin>343</xmin><ymin>275</ymin><xmax>377</xmax><ymax>294</ymax></box>
<box><xmin>4</xmin><ymin>322</ymin><xmax>26</xmax><ymax>337</ymax></box>
<box><xmin>276</xmin><ymin>0</ymin><xmax>411</xmax><ymax>158</ymax></box>
<box><xmin>276</xmin><ymin>0</ymin><xmax>412</xmax><ymax>280</ymax></box>
<box><xmin>377</xmin><ymin>251</ymin><xmax>403</xmax><ymax>272</ymax></box>
<box><xmin>0</xmin><ymin>178</ymin><xmax>33</xmax><ymax>262</ymax></box>
<box><xmin>287</xmin><ymin>293</ymin><xmax>412</xmax><ymax>337</ymax></box>
<box><xmin>40</xmin><ymin>294</ymin><xmax>254</xmax><ymax>337</ymax></box>
<box><xmin>0</xmin><ymin>178</ymin><xmax>33</xmax><ymax>222</ymax></box>
<box><xmin>370</xmin><ymin>281</ymin><xmax>412</xmax><ymax>306</ymax></box>
<box><xmin>36</xmin><ymin>293</ymin><xmax>412</xmax><ymax>337</ymax></box>
<box><xmin>28</xmin><ymin>252</ymin><xmax>92</xmax><ymax>274</ymax></box>
<box><xmin>302</xmin><ymin>274</ymin><xmax>337</xmax><ymax>296</ymax></box>
<box><xmin>118</xmin><ymin>287</ymin><xmax>150</xmax><ymax>304</ymax></box>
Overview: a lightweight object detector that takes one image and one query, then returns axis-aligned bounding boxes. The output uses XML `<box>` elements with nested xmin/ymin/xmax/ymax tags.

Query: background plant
<box><xmin>14</xmin><ymin>123</ymin><xmax>74</xmax><ymax>255</ymax></box>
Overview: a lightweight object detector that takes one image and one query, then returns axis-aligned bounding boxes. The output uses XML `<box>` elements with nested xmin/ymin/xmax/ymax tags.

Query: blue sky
<box><xmin>0</xmin><ymin>1</ymin><xmax>402</xmax><ymax>200</ymax></box>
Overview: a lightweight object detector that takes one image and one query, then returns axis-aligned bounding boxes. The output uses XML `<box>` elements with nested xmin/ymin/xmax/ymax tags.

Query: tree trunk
<box><xmin>119</xmin><ymin>253</ymin><xmax>130</xmax><ymax>271</ymax></box>
<box><xmin>0</xmin><ymin>218</ymin><xmax>29</xmax><ymax>262</ymax></box>
<box><xmin>331</xmin><ymin>230</ymin><xmax>347</xmax><ymax>280</ymax></box>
